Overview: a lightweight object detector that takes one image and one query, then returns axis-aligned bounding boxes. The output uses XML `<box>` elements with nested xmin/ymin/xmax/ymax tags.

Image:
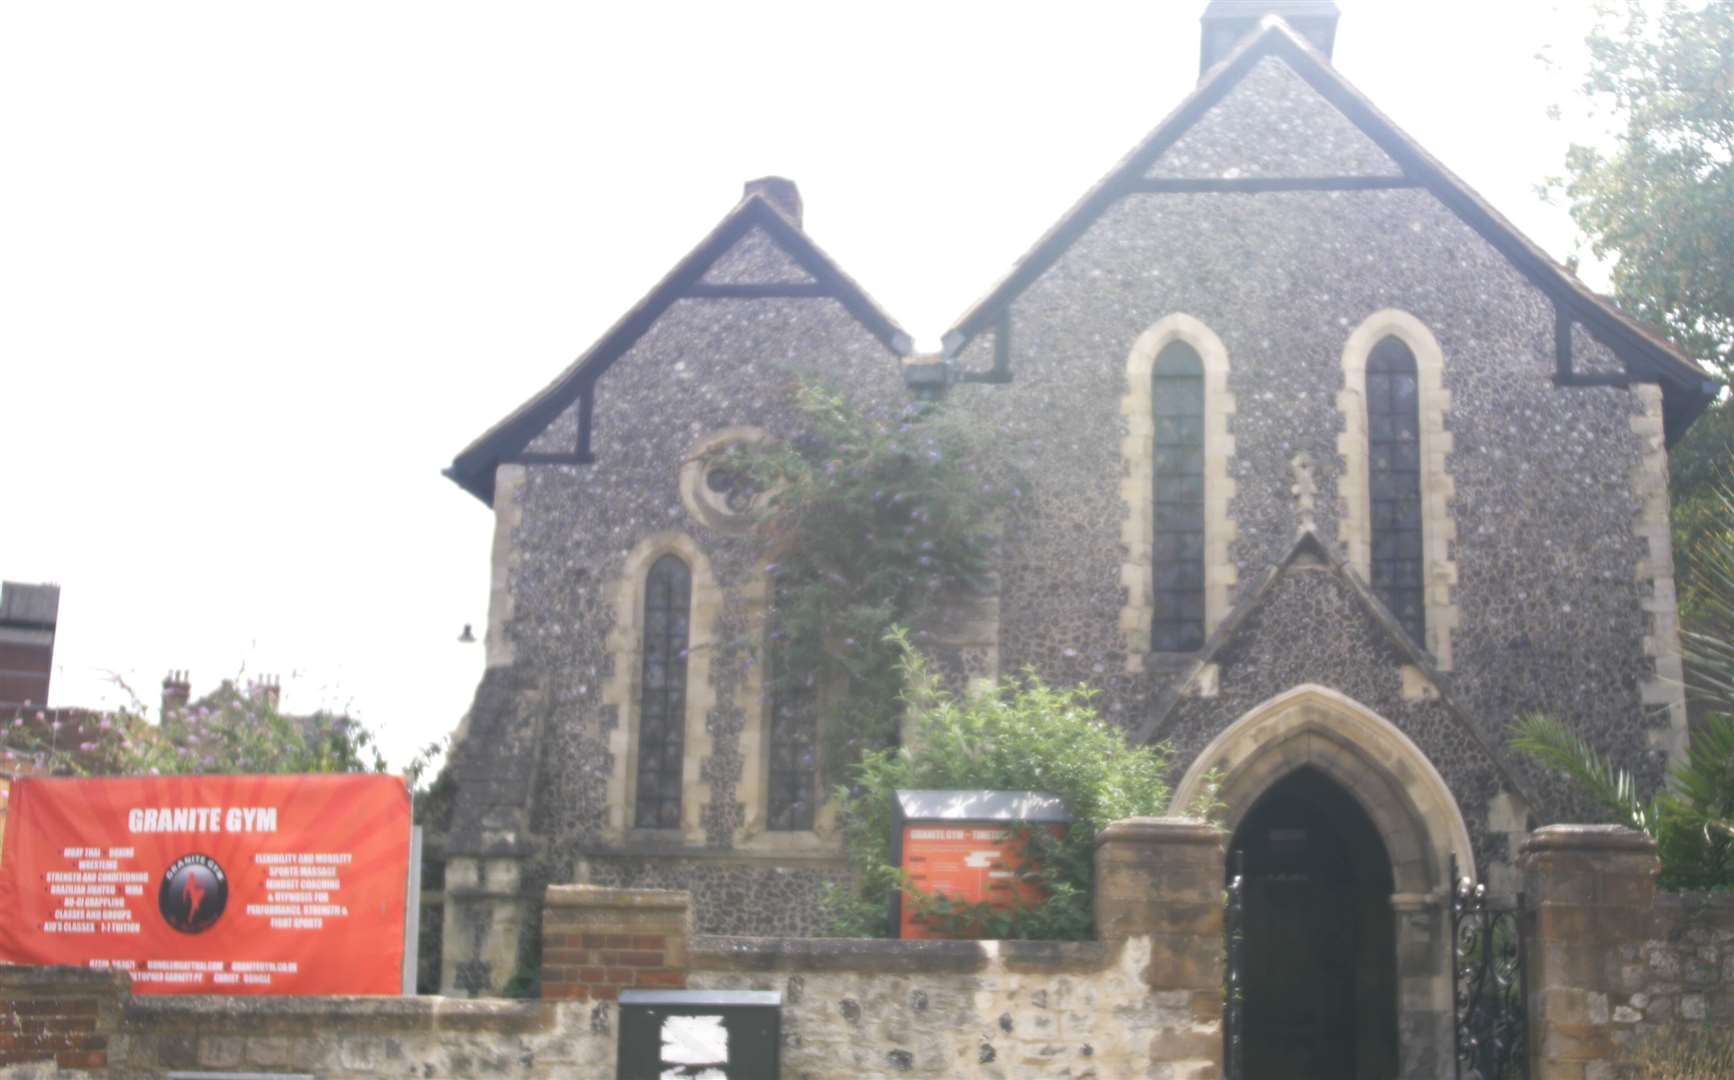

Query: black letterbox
<box><xmin>617</xmin><ymin>989</ymin><xmax>781</xmax><ymax>1079</ymax></box>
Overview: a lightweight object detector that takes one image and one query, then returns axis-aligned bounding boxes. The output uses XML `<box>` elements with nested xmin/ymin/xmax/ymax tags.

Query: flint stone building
<box><xmin>436</xmin><ymin>3</ymin><xmax>1717</xmax><ymax>1074</ymax></box>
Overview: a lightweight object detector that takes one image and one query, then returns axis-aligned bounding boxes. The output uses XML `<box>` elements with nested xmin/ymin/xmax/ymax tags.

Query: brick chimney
<box><xmin>160</xmin><ymin>670</ymin><xmax>190</xmax><ymax>717</ymax></box>
<box><xmin>0</xmin><ymin>581</ymin><xmax>58</xmax><ymax>709</ymax></box>
<box><xmin>248</xmin><ymin>675</ymin><xmax>281</xmax><ymax>712</ymax></box>
<box><xmin>742</xmin><ymin>177</ymin><xmax>802</xmax><ymax>227</ymax></box>
<box><xmin>1201</xmin><ymin>1</ymin><xmax>1340</xmax><ymax>77</ymax></box>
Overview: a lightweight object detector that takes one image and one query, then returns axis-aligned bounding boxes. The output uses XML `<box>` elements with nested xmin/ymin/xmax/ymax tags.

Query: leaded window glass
<box><xmin>635</xmin><ymin>555</ymin><xmax>690</xmax><ymax>829</ymax></box>
<box><xmin>1153</xmin><ymin>340</ymin><xmax>1206</xmax><ymax>653</ymax></box>
<box><xmin>766</xmin><ymin>621</ymin><xmax>819</xmax><ymax>831</ymax></box>
<box><xmin>1367</xmin><ymin>336</ymin><xmax>1425</xmax><ymax>646</ymax></box>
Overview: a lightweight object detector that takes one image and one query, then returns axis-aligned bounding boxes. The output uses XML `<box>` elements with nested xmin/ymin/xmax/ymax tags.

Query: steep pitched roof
<box><xmin>1134</xmin><ymin>528</ymin><xmax>1538</xmax><ymax>807</ymax></box>
<box><xmin>942</xmin><ymin>17</ymin><xmax>1716</xmax><ymax>440</ymax></box>
<box><xmin>445</xmin><ymin>193</ymin><xmax>912</xmax><ymax>504</ymax></box>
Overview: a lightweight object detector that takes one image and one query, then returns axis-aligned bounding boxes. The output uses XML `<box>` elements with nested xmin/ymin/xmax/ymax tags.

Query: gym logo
<box><xmin>158</xmin><ymin>853</ymin><xmax>228</xmax><ymax>934</ymax></box>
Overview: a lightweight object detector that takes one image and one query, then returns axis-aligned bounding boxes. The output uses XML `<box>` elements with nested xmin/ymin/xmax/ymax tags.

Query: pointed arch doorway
<box><xmin>1234</xmin><ymin>768</ymin><xmax>1397</xmax><ymax>1078</ymax></box>
<box><xmin>1172</xmin><ymin>685</ymin><xmax>1469</xmax><ymax>1080</ymax></box>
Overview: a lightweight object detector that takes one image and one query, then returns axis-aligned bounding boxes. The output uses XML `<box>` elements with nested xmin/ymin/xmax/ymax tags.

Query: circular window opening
<box><xmin>680</xmin><ymin>427</ymin><xmax>772</xmax><ymax>532</ymax></box>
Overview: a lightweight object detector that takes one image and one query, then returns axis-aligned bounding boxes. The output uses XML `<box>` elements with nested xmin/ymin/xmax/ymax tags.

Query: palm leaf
<box><xmin>1509</xmin><ymin>713</ymin><xmax>1655</xmax><ymax>834</ymax></box>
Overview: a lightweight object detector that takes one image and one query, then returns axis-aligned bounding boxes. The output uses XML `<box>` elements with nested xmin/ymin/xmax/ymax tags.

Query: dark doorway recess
<box><xmin>1230</xmin><ymin>767</ymin><xmax>1399</xmax><ymax>1080</ymax></box>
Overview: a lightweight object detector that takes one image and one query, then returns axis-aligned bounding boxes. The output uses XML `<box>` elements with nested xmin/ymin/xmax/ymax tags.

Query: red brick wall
<box><xmin>540</xmin><ymin>885</ymin><xmax>689</xmax><ymax>1002</ymax></box>
<box><xmin>0</xmin><ymin>968</ymin><xmax>123</xmax><ymax>1071</ymax></box>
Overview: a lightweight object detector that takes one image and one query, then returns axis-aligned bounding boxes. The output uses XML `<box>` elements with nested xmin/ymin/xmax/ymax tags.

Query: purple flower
<box><xmin>79</xmin><ymin>741</ymin><xmax>98</xmax><ymax>752</ymax></box>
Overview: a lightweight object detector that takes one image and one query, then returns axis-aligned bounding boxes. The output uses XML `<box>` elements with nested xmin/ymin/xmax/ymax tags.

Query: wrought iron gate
<box><xmin>1450</xmin><ymin>854</ymin><xmax>1527</xmax><ymax>1080</ymax></box>
<box><xmin>1224</xmin><ymin>849</ymin><xmax>1245</xmax><ymax>1080</ymax></box>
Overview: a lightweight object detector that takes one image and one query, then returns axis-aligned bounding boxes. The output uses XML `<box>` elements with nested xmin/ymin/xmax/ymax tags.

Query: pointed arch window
<box><xmin>766</xmin><ymin>672</ymin><xmax>818</xmax><ymax>832</ymax></box>
<box><xmin>635</xmin><ymin>555</ymin><xmax>691</xmax><ymax>829</ymax></box>
<box><xmin>1153</xmin><ymin>340</ymin><xmax>1207</xmax><ymax>652</ymax></box>
<box><xmin>1367</xmin><ymin>337</ymin><xmax>1425</xmax><ymax>644</ymax></box>
<box><xmin>763</xmin><ymin>579</ymin><xmax>819</xmax><ymax>831</ymax></box>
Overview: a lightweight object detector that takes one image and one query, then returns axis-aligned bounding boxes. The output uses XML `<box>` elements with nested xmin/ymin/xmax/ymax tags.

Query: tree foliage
<box><xmin>2</xmin><ymin>680</ymin><xmax>385</xmax><ymax>778</ymax></box>
<box><xmin>826</xmin><ymin>633</ymin><xmax>1173</xmax><ymax>940</ymax></box>
<box><xmin>1548</xmin><ymin>0</ymin><xmax>1734</xmax><ymax>379</ymax></box>
<box><xmin>717</xmin><ymin>379</ymin><xmax>1016</xmax><ymax>772</ymax></box>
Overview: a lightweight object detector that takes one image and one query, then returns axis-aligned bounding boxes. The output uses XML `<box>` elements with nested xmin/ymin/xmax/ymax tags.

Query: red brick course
<box><xmin>539</xmin><ymin>885</ymin><xmax>690</xmax><ymax>1003</ymax></box>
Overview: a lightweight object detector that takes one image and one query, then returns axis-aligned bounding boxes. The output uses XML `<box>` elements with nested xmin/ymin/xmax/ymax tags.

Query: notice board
<box><xmin>0</xmin><ymin>774</ymin><xmax>410</xmax><ymax>995</ymax></box>
<box><xmin>891</xmin><ymin>789</ymin><xmax>1070</xmax><ymax>940</ymax></box>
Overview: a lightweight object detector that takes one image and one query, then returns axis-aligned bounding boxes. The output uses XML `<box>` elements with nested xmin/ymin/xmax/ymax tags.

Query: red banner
<box><xmin>0</xmin><ymin>774</ymin><xmax>410</xmax><ymax>995</ymax></box>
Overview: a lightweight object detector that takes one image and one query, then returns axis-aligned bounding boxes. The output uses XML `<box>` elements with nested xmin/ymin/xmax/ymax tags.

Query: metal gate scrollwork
<box><xmin>1224</xmin><ymin>849</ymin><xmax>1246</xmax><ymax>1080</ymax></box>
<box><xmin>1451</xmin><ymin>854</ymin><xmax>1526</xmax><ymax>1080</ymax></box>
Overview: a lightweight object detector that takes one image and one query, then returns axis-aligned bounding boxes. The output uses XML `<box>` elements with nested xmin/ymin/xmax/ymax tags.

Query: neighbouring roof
<box><xmin>445</xmin><ymin>192</ymin><xmax>912</xmax><ymax>505</ymax></box>
<box><xmin>0</xmin><ymin>583</ymin><xmax>59</xmax><ymax>629</ymax></box>
<box><xmin>941</xmin><ymin>16</ymin><xmax>1717</xmax><ymax>441</ymax></box>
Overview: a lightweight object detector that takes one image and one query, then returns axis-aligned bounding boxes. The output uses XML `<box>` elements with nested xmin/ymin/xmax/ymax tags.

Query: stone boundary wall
<box><xmin>0</xmin><ymin>817</ymin><xmax>1228</xmax><ymax>1078</ymax></box>
<box><xmin>0</xmin><ymin>970</ymin><xmax>614</xmax><ymax>1078</ymax></box>
<box><xmin>11</xmin><ymin>821</ymin><xmax>1734</xmax><ymax>1077</ymax></box>
<box><xmin>1522</xmin><ymin>824</ymin><xmax>1734</xmax><ymax>1079</ymax></box>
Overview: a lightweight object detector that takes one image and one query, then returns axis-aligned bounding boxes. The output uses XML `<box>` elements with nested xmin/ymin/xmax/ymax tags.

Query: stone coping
<box><xmin>122</xmin><ymin>994</ymin><xmax>557</xmax><ymax>1035</ymax></box>
<box><xmin>0</xmin><ymin>966</ymin><xmax>128</xmax><ymax>994</ymax></box>
<box><xmin>690</xmin><ymin>935</ymin><xmax>1109</xmax><ymax>975</ymax></box>
<box><xmin>1095</xmin><ymin>816</ymin><xmax>1222</xmax><ymax>846</ymax></box>
<box><xmin>544</xmin><ymin>883</ymin><xmax>690</xmax><ymax>910</ymax></box>
<box><xmin>582</xmin><ymin>843</ymin><xmax>848</xmax><ymax>865</ymax></box>
<box><xmin>1656</xmin><ymin>889</ymin><xmax>1734</xmax><ymax>913</ymax></box>
<box><xmin>1521</xmin><ymin>824</ymin><xmax>1658</xmax><ymax>855</ymax></box>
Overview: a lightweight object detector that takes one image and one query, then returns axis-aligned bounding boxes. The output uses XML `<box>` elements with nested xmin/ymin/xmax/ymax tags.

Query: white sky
<box><xmin>1</xmin><ymin>1</ymin><xmax>1606</xmax><ymax>768</ymax></box>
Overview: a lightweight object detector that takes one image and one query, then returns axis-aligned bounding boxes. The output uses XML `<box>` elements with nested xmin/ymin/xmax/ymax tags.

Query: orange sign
<box><xmin>899</xmin><ymin>823</ymin><xmax>1064</xmax><ymax>939</ymax></box>
<box><xmin>0</xmin><ymin>774</ymin><xmax>410</xmax><ymax>995</ymax></box>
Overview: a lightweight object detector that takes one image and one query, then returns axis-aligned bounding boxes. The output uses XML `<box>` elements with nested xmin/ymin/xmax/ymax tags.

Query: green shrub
<box><xmin>826</xmin><ymin>632</ymin><xmax>1173</xmax><ymax>940</ymax></box>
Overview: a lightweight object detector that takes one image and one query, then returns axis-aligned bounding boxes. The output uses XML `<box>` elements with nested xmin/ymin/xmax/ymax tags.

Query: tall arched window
<box><xmin>769</xmin><ymin>585</ymin><xmax>821</xmax><ymax>832</ymax></box>
<box><xmin>1153</xmin><ymin>340</ymin><xmax>1207</xmax><ymax>652</ymax></box>
<box><xmin>636</xmin><ymin>555</ymin><xmax>691</xmax><ymax>829</ymax></box>
<box><xmin>1367</xmin><ymin>337</ymin><xmax>1425</xmax><ymax>645</ymax></box>
<box><xmin>765</xmin><ymin>656</ymin><xmax>818</xmax><ymax>832</ymax></box>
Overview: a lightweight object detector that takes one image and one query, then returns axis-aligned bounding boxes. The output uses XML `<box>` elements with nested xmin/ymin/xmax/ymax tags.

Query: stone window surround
<box><xmin>601</xmin><ymin>531</ymin><xmax>721</xmax><ymax>844</ymax></box>
<box><xmin>1120</xmin><ymin>314</ymin><xmax>1237</xmax><ymax>673</ymax></box>
<box><xmin>674</xmin><ymin>421</ymin><xmax>838</xmax><ymax>852</ymax></box>
<box><xmin>1337</xmin><ymin>309</ymin><xmax>1459</xmax><ymax>670</ymax></box>
<box><xmin>678</xmin><ymin>426</ymin><xmax>772</xmax><ymax>533</ymax></box>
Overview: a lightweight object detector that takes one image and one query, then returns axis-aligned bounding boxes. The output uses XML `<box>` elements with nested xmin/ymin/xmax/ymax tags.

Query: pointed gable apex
<box><xmin>699</xmin><ymin>225</ymin><xmax>818</xmax><ymax>286</ymax></box>
<box><xmin>942</xmin><ymin>17</ymin><xmax>1713</xmax><ymax>439</ymax></box>
<box><xmin>1143</xmin><ymin>52</ymin><xmax>1402</xmax><ymax>181</ymax></box>
<box><xmin>445</xmin><ymin>189</ymin><xmax>912</xmax><ymax>505</ymax></box>
<box><xmin>1135</xmin><ymin>528</ymin><xmax>1537</xmax><ymax>806</ymax></box>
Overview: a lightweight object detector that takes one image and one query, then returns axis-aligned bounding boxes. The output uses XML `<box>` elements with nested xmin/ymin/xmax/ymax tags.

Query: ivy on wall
<box><xmin>716</xmin><ymin>378</ymin><xmax>1016</xmax><ymax>774</ymax></box>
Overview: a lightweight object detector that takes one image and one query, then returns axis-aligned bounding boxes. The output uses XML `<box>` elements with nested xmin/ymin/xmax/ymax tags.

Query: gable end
<box><xmin>445</xmin><ymin>195</ymin><xmax>912</xmax><ymax>504</ymax></box>
<box><xmin>940</xmin><ymin>19</ymin><xmax>1715</xmax><ymax>436</ymax></box>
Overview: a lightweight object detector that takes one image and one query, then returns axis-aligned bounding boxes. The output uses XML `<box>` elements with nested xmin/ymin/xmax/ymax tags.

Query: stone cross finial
<box><xmin>1290</xmin><ymin>451</ymin><xmax>1317</xmax><ymax>534</ymax></box>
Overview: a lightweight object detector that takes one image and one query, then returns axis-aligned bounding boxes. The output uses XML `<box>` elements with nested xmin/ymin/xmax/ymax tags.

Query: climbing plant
<box><xmin>714</xmin><ymin>378</ymin><xmax>1016</xmax><ymax>773</ymax></box>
